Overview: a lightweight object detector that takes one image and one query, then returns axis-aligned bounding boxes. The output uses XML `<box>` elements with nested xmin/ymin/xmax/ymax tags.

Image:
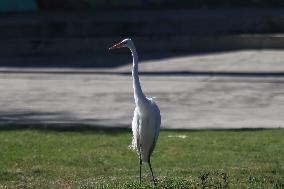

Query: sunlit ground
<box><xmin>0</xmin><ymin>126</ymin><xmax>283</xmax><ymax>188</ymax></box>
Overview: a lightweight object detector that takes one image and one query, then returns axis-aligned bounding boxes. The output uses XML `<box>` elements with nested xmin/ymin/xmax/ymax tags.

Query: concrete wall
<box><xmin>0</xmin><ymin>9</ymin><xmax>283</xmax><ymax>56</ymax></box>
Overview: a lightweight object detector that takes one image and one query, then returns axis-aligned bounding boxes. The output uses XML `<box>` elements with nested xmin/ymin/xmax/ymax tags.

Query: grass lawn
<box><xmin>0</xmin><ymin>126</ymin><xmax>283</xmax><ymax>188</ymax></box>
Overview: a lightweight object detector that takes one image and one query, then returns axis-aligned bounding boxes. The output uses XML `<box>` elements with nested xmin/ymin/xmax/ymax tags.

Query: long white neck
<box><xmin>129</xmin><ymin>44</ymin><xmax>146</xmax><ymax>105</ymax></box>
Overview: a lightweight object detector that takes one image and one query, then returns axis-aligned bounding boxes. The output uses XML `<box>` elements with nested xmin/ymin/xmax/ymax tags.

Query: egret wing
<box><xmin>130</xmin><ymin>108</ymin><xmax>140</xmax><ymax>151</ymax></box>
<box><xmin>148</xmin><ymin>103</ymin><xmax>161</xmax><ymax>157</ymax></box>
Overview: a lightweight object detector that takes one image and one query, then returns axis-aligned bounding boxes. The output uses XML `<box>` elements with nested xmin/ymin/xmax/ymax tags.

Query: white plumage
<box><xmin>109</xmin><ymin>38</ymin><xmax>161</xmax><ymax>186</ymax></box>
<box><xmin>131</xmin><ymin>97</ymin><xmax>161</xmax><ymax>162</ymax></box>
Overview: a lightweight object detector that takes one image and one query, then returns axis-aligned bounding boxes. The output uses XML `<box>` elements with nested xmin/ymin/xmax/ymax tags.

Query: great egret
<box><xmin>109</xmin><ymin>38</ymin><xmax>161</xmax><ymax>186</ymax></box>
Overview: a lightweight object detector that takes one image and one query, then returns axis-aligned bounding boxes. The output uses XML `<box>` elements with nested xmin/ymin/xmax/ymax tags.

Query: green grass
<box><xmin>0</xmin><ymin>127</ymin><xmax>283</xmax><ymax>188</ymax></box>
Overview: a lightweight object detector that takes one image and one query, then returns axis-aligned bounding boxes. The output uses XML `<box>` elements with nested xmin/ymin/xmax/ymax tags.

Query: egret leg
<box><xmin>139</xmin><ymin>154</ymin><xmax>142</xmax><ymax>185</ymax></box>
<box><xmin>149</xmin><ymin>159</ymin><xmax>157</xmax><ymax>187</ymax></box>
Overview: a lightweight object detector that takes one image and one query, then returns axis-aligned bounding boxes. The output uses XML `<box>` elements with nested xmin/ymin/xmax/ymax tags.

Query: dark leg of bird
<box><xmin>149</xmin><ymin>159</ymin><xmax>157</xmax><ymax>187</ymax></box>
<box><xmin>139</xmin><ymin>153</ymin><xmax>142</xmax><ymax>185</ymax></box>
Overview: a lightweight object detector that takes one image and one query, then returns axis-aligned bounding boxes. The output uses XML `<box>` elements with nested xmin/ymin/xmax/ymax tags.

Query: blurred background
<box><xmin>0</xmin><ymin>0</ymin><xmax>283</xmax><ymax>58</ymax></box>
<box><xmin>0</xmin><ymin>0</ymin><xmax>284</xmax><ymax>129</ymax></box>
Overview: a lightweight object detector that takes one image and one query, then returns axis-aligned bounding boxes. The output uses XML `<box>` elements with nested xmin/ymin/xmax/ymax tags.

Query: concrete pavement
<box><xmin>0</xmin><ymin>50</ymin><xmax>284</xmax><ymax>129</ymax></box>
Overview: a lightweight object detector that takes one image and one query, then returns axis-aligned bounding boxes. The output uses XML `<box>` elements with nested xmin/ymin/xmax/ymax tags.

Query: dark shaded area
<box><xmin>0</xmin><ymin>8</ymin><xmax>283</xmax><ymax>58</ymax></box>
<box><xmin>1</xmin><ymin>69</ymin><xmax>284</xmax><ymax>78</ymax></box>
<box><xmin>0</xmin><ymin>122</ymin><xmax>277</xmax><ymax>133</ymax></box>
<box><xmin>0</xmin><ymin>123</ymin><xmax>130</xmax><ymax>133</ymax></box>
<box><xmin>37</xmin><ymin>0</ymin><xmax>284</xmax><ymax>10</ymax></box>
<box><xmin>0</xmin><ymin>48</ymin><xmax>280</xmax><ymax>69</ymax></box>
<box><xmin>174</xmin><ymin>128</ymin><xmax>273</xmax><ymax>132</ymax></box>
<box><xmin>122</xmin><ymin>71</ymin><xmax>284</xmax><ymax>78</ymax></box>
<box><xmin>0</xmin><ymin>53</ymin><xmax>133</xmax><ymax>68</ymax></box>
<box><xmin>0</xmin><ymin>111</ymin><xmax>130</xmax><ymax>132</ymax></box>
<box><xmin>0</xmin><ymin>110</ymin><xmax>278</xmax><ymax>132</ymax></box>
<box><xmin>0</xmin><ymin>52</ymin><xmax>212</xmax><ymax>68</ymax></box>
<box><xmin>0</xmin><ymin>111</ymin><xmax>74</xmax><ymax>123</ymax></box>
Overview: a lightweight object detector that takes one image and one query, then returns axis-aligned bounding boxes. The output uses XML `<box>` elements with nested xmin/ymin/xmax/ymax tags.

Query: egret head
<box><xmin>109</xmin><ymin>38</ymin><xmax>133</xmax><ymax>50</ymax></box>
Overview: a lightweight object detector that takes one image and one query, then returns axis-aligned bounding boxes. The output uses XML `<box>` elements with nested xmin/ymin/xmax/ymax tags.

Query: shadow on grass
<box><xmin>0</xmin><ymin>123</ymin><xmax>277</xmax><ymax>134</ymax></box>
<box><xmin>0</xmin><ymin>111</ymin><xmax>280</xmax><ymax>133</ymax></box>
<box><xmin>169</xmin><ymin>127</ymin><xmax>270</xmax><ymax>132</ymax></box>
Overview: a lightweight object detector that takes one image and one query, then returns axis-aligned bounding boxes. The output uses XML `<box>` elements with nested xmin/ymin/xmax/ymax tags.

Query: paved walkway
<box><xmin>0</xmin><ymin>50</ymin><xmax>283</xmax><ymax>129</ymax></box>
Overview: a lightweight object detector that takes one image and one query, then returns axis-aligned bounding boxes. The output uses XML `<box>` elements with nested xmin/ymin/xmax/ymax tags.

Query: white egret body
<box><xmin>109</xmin><ymin>38</ymin><xmax>161</xmax><ymax>186</ymax></box>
